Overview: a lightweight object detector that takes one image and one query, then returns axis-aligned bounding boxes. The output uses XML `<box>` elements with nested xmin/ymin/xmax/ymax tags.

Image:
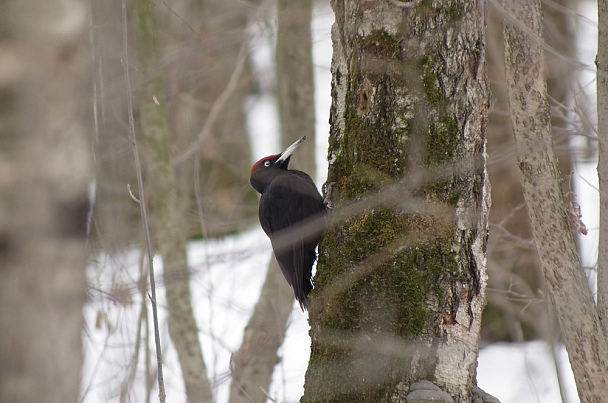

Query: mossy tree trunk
<box><xmin>228</xmin><ymin>1</ymin><xmax>316</xmax><ymax>402</ymax></box>
<box><xmin>303</xmin><ymin>1</ymin><xmax>490</xmax><ymax>402</ymax></box>
<box><xmin>131</xmin><ymin>0</ymin><xmax>213</xmax><ymax>401</ymax></box>
<box><xmin>0</xmin><ymin>1</ymin><xmax>91</xmax><ymax>402</ymax></box>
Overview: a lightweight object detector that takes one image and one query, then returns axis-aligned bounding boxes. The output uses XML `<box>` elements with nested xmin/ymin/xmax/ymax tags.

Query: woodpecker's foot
<box><xmin>323</xmin><ymin>181</ymin><xmax>335</xmax><ymax>209</ymax></box>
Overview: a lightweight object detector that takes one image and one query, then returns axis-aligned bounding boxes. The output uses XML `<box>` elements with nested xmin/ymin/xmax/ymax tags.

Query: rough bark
<box><xmin>503</xmin><ymin>1</ymin><xmax>608</xmax><ymax>401</ymax></box>
<box><xmin>597</xmin><ymin>0</ymin><xmax>608</xmax><ymax>340</ymax></box>
<box><xmin>0</xmin><ymin>1</ymin><xmax>91</xmax><ymax>402</ymax></box>
<box><xmin>303</xmin><ymin>1</ymin><xmax>491</xmax><ymax>402</ymax></box>
<box><xmin>229</xmin><ymin>1</ymin><xmax>316</xmax><ymax>401</ymax></box>
<box><xmin>131</xmin><ymin>0</ymin><xmax>213</xmax><ymax>401</ymax></box>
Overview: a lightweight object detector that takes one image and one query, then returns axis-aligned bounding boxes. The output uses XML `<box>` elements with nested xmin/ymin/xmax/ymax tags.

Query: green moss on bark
<box><xmin>361</xmin><ymin>29</ymin><xmax>401</xmax><ymax>59</ymax></box>
<box><xmin>306</xmin><ymin>2</ymin><xmax>488</xmax><ymax>401</ymax></box>
<box><xmin>426</xmin><ymin>117</ymin><xmax>460</xmax><ymax>165</ymax></box>
<box><xmin>315</xmin><ymin>206</ymin><xmax>456</xmax><ymax>329</ymax></box>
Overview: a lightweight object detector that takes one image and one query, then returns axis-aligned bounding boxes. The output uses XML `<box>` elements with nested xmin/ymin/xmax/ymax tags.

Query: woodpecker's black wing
<box><xmin>258</xmin><ymin>170</ymin><xmax>325</xmax><ymax>310</ymax></box>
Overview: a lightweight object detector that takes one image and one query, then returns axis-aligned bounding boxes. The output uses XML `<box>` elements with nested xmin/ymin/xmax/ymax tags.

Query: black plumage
<box><xmin>249</xmin><ymin>136</ymin><xmax>325</xmax><ymax>310</ymax></box>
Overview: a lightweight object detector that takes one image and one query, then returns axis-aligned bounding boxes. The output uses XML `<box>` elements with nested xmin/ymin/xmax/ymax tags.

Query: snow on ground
<box><xmin>82</xmin><ymin>225</ymin><xmax>581</xmax><ymax>403</ymax></box>
<box><xmin>478</xmin><ymin>342</ymin><xmax>579</xmax><ymax>403</ymax></box>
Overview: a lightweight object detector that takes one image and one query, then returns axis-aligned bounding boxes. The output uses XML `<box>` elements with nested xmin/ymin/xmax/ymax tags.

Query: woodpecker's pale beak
<box><xmin>276</xmin><ymin>136</ymin><xmax>306</xmax><ymax>165</ymax></box>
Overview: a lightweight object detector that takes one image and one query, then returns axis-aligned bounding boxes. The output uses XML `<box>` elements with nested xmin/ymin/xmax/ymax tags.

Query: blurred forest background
<box><xmin>0</xmin><ymin>0</ymin><xmax>601</xmax><ymax>402</ymax></box>
<box><xmin>87</xmin><ymin>0</ymin><xmax>601</xmax><ymax>399</ymax></box>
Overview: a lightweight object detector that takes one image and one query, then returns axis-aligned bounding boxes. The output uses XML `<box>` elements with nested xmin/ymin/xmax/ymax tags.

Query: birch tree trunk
<box><xmin>229</xmin><ymin>1</ymin><xmax>316</xmax><ymax>401</ymax></box>
<box><xmin>131</xmin><ymin>0</ymin><xmax>213</xmax><ymax>401</ymax></box>
<box><xmin>0</xmin><ymin>1</ymin><xmax>91</xmax><ymax>402</ymax></box>
<box><xmin>303</xmin><ymin>1</ymin><xmax>491</xmax><ymax>401</ymax></box>
<box><xmin>503</xmin><ymin>0</ymin><xmax>608</xmax><ymax>401</ymax></box>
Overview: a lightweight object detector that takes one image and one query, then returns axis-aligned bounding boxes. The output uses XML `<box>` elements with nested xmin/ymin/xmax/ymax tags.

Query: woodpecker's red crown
<box><xmin>250</xmin><ymin>155</ymin><xmax>278</xmax><ymax>177</ymax></box>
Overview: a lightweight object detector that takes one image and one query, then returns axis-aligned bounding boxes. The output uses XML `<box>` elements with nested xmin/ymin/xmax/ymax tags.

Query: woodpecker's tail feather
<box><xmin>274</xmin><ymin>241</ymin><xmax>314</xmax><ymax>312</ymax></box>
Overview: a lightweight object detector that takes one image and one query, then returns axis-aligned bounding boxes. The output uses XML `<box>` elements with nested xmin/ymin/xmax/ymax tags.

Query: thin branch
<box><xmin>259</xmin><ymin>387</ymin><xmax>277</xmax><ymax>402</ymax></box>
<box><xmin>121</xmin><ymin>0</ymin><xmax>166</xmax><ymax>401</ymax></box>
<box><xmin>489</xmin><ymin>223</ymin><xmax>536</xmax><ymax>250</ymax></box>
<box><xmin>79</xmin><ymin>324</ymin><xmax>114</xmax><ymax>403</ymax></box>
<box><xmin>174</xmin><ymin>39</ymin><xmax>249</xmax><ymax>164</ymax></box>
<box><xmin>120</xmin><ymin>251</ymin><xmax>149</xmax><ymax>402</ymax></box>
<box><xmin>162</xmin><ymin>1</ymin><xmax>198</xmax><ymax>34</ymax></box>
<box><xmin>127</xmin><ymin>183</ymin><xmax>141</xmax><ymax>203</ymax></box>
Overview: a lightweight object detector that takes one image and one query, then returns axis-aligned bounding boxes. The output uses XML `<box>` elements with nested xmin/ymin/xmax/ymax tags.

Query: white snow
<box><xmin>82</xmin><ymin>227</ymin><xmax>581</xmax><ymax>403</ymax></box>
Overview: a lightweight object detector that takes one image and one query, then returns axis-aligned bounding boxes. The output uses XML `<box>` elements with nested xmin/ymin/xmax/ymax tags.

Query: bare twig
<box><xmin>174</xmin><ymin>39</ymin><xmax>249</xmax><ymax>164</ymax></box>
<box><xmin>259</xmin><ymin>386</ymin><xmax>277</xmax><ymax>402</ymax></box>
<box><xmin>121</xmin><ymin>0</ymin><xmax>166</xmax><ymax>401</ymax></box>
<box><xmin>127</xmin><ymin>183</ymin><xmax>141</xmax><ymax>203</ymax></box>
<box><xmin>489</xmin><ymin>222</ymin><xmax>536</xmax><ymax>249</ymax></box>
<box><xmin>120</xmin><ymin>251</ymin><xmax>149</xmax><ymax>402</ymax></box>
<box><xmin>162</xmin><ymin>1</ymin><xmax>198</xmax><ymax>34</ymax></box>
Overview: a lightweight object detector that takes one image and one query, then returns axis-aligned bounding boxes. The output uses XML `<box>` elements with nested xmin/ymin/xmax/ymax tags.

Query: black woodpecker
<box><xmin>249</xmin><ymin>136</ymin><xmax>325</xmax><ymax>311</ymax></box>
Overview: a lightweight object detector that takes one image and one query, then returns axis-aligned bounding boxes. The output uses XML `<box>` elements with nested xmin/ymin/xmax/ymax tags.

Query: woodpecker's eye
<box><xmin>264</xmin><ymin>161</ymin><xmax>271</xmax><ymax>167</ymax></box>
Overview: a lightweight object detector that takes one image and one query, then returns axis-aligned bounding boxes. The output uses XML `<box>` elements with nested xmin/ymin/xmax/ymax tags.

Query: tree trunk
<box><xmin>483</xmin><ymin>0</ymin><xmax>578</xmax><ymax>343</ymax></box>
<box><xmin>303</xmin><ymin>1</ymin><xmax>491</xmax><ymax>401</ymax></box>
<box><xmin>131</xmin><ymin>0</ymin><xmax>213</xmax><ymax>401</ymax></box>
<box><xmin>229</xmin><ymin>1</ymin><xmax>316</xmax><ymax>401</ymax></box>
<box><xmin>503</xmin><ymin>0</ymin><xmax>608</xmax><ymax>401</ymax></box>
<box><xmin>0</xmin><ymin>1</ymin><xmax>91</xmax><ymax>402</ymax></box>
